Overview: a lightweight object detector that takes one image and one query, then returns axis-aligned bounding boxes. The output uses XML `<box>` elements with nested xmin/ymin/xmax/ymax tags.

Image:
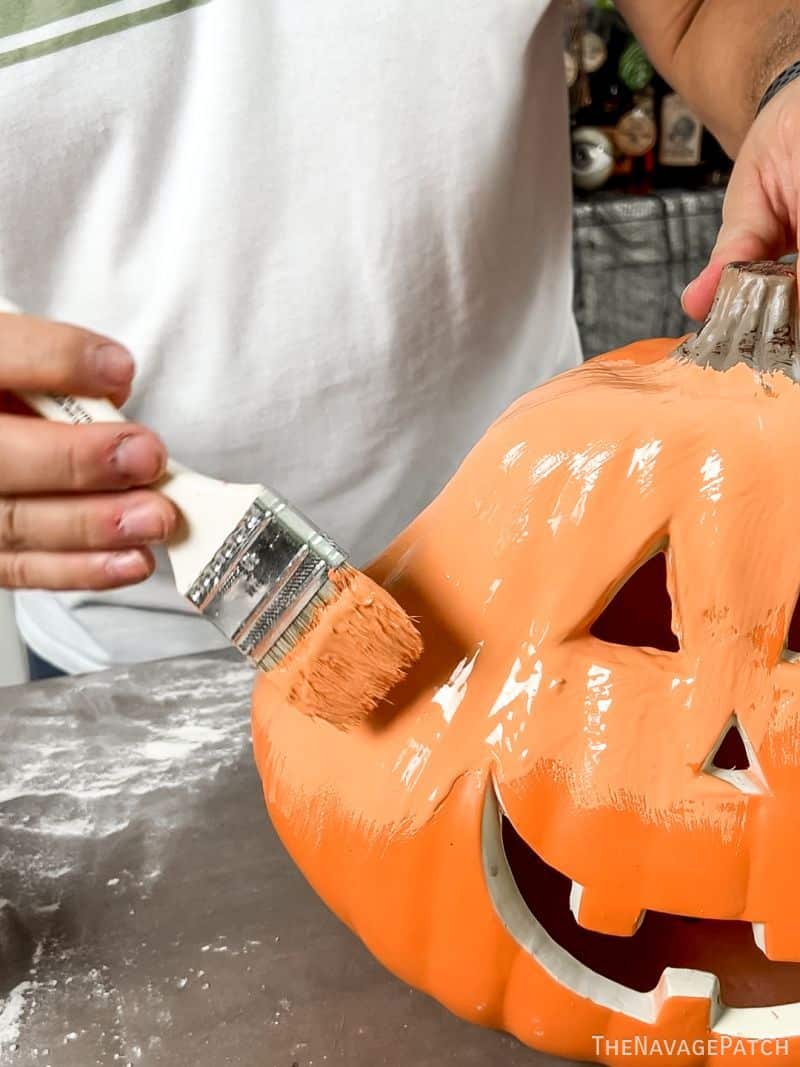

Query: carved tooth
<box><xmin>568</xmin><ymin>880</ymin><xmax>582</xmax><ymax>919</ymax></box>
<box><xmin>753</xmin><ymin>922</ymin><xmax>768</xmax><ymax>956</ymax></box>
<box><xmin>750</xmin><ymin>921</ymin><xmax>800</xmax><ymax>962</ymax></box>
<box><xmin>653</xmin><ymin>968</ymin><xmax>721</xmax><ymax>1028</ymax></box>
<box><xmin>569</xmin><ymin>880</ymin><xmax>645</xmax><ymax>937</ymax></box>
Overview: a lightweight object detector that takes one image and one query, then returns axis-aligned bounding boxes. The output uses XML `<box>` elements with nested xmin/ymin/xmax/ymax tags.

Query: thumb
<box><xmin>680</xmin><ymin>143</ymin><xmax>791</xmax><ymax>322</ymax></box>
<box><xmin>681</xmin><ymin>229</ymin><xmax>777</xmax><ymax>322</ymax></box>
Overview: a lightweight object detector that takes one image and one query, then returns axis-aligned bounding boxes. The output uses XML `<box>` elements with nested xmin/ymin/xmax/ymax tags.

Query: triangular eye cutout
<box><xmin>590</xmin><ymin>551</ymin><xmax>679</xmax><ymax>652</ymax></box>
<box><xmin>702</xmin><ymin>715</ymin><xmax>767</xmax><ymax>795</ymax></box>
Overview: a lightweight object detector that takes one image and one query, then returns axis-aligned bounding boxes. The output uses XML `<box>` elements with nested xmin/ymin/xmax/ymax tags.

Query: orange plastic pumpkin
<box><xmin>253</xmin><ymin>262</ymin><xmax>800</xmax><ymax>1064</ymax></box>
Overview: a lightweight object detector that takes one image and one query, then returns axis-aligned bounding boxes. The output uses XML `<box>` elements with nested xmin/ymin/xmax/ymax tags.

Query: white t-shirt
<box><xmin>4</xmin><ymin>0</ymin><xmax>580</xmax><ymax>673</ymax></box>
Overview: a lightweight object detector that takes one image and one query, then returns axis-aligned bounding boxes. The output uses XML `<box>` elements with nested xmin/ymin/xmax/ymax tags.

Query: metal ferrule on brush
<box><xmin>186</xmin><ymin>489</ymin><xmax>347</xmax><ymax>670</ymax></box>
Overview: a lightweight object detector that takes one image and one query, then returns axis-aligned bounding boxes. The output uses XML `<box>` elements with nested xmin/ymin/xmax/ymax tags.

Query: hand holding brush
<box><xmin>0</xmin><ymin>307</ymin><xmax>422</xmax><ymax>727</ymax></box>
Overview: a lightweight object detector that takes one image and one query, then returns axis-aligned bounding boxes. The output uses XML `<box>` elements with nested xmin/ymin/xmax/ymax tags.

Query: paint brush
<box><xmin>17</xmin><ymin>390</ymin><xmax>422</xmax><ymax>729</ymax></box>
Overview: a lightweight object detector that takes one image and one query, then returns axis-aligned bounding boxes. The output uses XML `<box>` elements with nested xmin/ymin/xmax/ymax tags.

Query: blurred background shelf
<box><xmin>573</xmin><ymin>186</ymin><xmax>724</xmax><ymax>357</ymax></box>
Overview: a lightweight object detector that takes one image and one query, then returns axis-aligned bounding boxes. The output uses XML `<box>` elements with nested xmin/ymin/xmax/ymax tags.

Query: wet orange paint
<box><xmin>279</xmin><ymin>566</ymin><xmax>422</xmax><ymax>729</ymax></box>
<box><xmin>253</xmin><ymin>269</ymin><xmax>800</xmax><ymax>1063</ymax></box>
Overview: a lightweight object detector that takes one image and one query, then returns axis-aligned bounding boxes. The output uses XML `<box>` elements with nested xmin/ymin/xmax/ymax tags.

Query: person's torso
<box><xmin>3</xmin><ymin>0</ymin><xmax>580</xmax><ymax>670</ymax></box>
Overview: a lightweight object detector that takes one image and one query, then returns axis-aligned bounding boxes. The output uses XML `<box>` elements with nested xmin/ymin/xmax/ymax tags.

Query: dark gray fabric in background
<box><xmin>573</xmin><ymin>188</ymin><xmax>725</xmax><ymax>358</ymax></box>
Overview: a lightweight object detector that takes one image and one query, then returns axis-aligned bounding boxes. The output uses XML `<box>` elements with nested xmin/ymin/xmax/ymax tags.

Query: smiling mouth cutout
<box><xmin>482</xmin><ymin>785</ymin><xmax>800</xmax><ymax>1039</ymax></box>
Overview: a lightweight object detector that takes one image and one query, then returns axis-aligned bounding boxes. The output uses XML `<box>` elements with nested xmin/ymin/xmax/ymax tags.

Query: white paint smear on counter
<box><xmin>0</xmin><ymin>982</ymin><xmax>32</xmax><ymax>1050</ymax></box>
<box><xmin>0</xmin><ymin>659</ymin><xmax>254</xmax><ymax>879</ymax></box>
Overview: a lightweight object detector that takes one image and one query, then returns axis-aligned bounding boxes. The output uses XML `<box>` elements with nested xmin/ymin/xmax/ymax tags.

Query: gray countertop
<box><xmin>0</xmin><ymin>652</ymin><xmax>570</xmax><ymax>1067</ymax></box>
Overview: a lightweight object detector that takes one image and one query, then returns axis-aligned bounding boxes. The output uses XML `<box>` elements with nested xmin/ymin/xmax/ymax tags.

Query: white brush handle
<box><xmin>15</xmin><ymin>389</ymin><xmax>263</xmax><ymax>595</ymax></box>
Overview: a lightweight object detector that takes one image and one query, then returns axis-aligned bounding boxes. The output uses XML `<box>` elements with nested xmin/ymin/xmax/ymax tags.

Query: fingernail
<box><xmin>93</xmin><ymin>342</ymin><xmax>134</xmax><ymax>387</ymax></box>
<box><xmin>106</xmin><ymin>549</ymin><xmax>151</xmax><ymax>582</ymax></box>
<box><xmin>119</xmin><ymin>503</ymin><xmax>169</xmax><ymax>542</ymax></box>
<box><xmin>113</xmin><ymin>434</ymin><xmax>165</xmax><ymax>481</ymax></box>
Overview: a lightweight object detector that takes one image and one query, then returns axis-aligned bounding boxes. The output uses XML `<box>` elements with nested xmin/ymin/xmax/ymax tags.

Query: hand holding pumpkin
<box><xmin>683</xmin><ymin>78</ymin><xmax>800</xmax><ymax>321</ymax></box>
<box><xmin>0</xmin><ymin>312</ymin><xmax>177</xmax><ymax>590</ymax></box>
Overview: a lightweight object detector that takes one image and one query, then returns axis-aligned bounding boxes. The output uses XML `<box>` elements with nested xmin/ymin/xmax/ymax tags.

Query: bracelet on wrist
<box><xmin>757</xmin><ymin>58</ymin><xmax>800</xmax><ymax>116</ymax></box>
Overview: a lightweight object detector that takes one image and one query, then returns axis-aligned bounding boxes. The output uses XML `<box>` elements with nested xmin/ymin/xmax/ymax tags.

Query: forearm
<box><xmin>617</xmin><ymin>1</ymin><xmax>800</xmax><ymax>155</ymax></box>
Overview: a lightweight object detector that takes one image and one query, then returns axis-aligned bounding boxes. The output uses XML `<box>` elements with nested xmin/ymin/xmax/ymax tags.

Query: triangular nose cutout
<box><xmin>711</xmin><ymin>724</ymin><xmax>749</xmax><ymax>771</ymax></box>
<box><xmin>702</xmin><ymin>715</ymin><xmax>767</xmax><ymax>795</ymax></box>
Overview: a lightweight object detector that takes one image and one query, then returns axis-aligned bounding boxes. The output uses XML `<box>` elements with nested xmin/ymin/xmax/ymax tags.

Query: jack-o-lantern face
<box><xmin>253</xmin><ymin>263</ymin><xmax>800</xmax><ymax>1064</ymax></box>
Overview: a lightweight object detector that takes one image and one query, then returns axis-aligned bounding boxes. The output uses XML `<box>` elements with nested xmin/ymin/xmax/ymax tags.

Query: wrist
<box><xmin>757</xmin><ymin>58</ymin><xmax>800</xmax><ymax>116</ymax></box>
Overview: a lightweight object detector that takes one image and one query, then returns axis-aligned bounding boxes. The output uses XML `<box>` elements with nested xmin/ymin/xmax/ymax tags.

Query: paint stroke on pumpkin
<box><xmin>489</xmin><ymin>655</ymin><xmax>543</xmax><ymax>720</ymax></box>
<box><xmin>433</xmin><ymin>645</ymin><xmax>482</xmax><ymax>724</ymax></box>
<box><xmin>626</xmin><ymin>438</ymin><xmax>662</xmax><ymax>492</ymax></box>
<box><xmin>383</xmin><ymin>545</ymin><xmax>416</xmax><ymax>589</ymax></box>
<box><xmin>671</xmin><ymin>675</ymin><xmax>695</xmax><ymax>690</ymax></box>
<box><xmin>501</xmin><ymin>442</ymin><xmax>527</xmax><ymax>470</ymax></box>
<box><xmin>485</xmin><ymin>723</ymin><xmax>504</xmax><ymax>747</ymax></box>
<box><xmin>483</xmin><ymin>578</ymin><xmax>502</xmax><ymax>607</ymax></box>
<box><xmin>700</xmin><ymin>450</ymin><xmax>724</xmax><ymax>503</ymax></box>
<box><xmin>529</xmin><ymin>451</ymin><xmax>566</xmax><ymax>486</ymax></box>
<box><xmin>394</xmin><ymin>739</ymin><xmax>432</xmax><ymax>790</ymax></box>
<box><xmin>546</xmin><ymin>443</ymin><xmax>616</xmax><ymax>533</ymax></box>
<box><xmin>568</xmin><ymin>445</ymin><xmax>616</xmax><ymax>523</ymax></box>
<box><xmin>582</xmin><ymin>663</ymin><xmax>612</xmax><ymax>769</ymax></box>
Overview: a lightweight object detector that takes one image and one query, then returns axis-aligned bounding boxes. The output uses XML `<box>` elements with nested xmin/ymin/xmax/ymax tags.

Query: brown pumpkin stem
<box><xmin>674</xmin><ymin>260</ymin><xmax>800</xmax><ymax>380</ymax></box>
